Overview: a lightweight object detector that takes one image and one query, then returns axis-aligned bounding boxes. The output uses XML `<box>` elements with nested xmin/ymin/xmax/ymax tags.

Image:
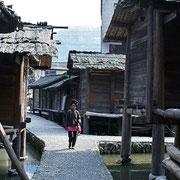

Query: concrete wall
<box><xmin>101</xmin><ymin>0</ymin><xmax>121</xmax><ymax>53</ymax></box>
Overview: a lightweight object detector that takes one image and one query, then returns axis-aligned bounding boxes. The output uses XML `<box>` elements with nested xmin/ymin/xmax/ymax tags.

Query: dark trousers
<box><xmin>68</xmin><ymin>131</ymin><xmax>78</xmax><ymax>147</ymax></box>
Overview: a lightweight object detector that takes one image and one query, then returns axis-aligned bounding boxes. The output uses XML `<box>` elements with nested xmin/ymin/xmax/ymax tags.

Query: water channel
<box><xmin>102</xmin><ymin>154</ymin><xmax>177</xmax><ymax>180</ymax></box>
<box><xmin>0</xmin><ymin>144</ymin><xmax>177</xmax><ymax>180</ymax></box>
<box><xmin>0</xmin><ymin>143</ymin><xmax>41</xmax><ymax>179</ymax></box>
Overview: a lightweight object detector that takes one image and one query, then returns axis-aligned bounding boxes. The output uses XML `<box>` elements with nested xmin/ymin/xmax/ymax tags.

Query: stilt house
<box><xmin>68</xmin><ymin>51</ymin><xmax>125</xmax><ymax>135</ymax></box>
<box><xmin>104</xmin><ymin>0</ymin><xmax>180</xmax><ymax>178</ymax></box>
<box><xmin>0</xmin><ymin>27</ymin><xmax>58</xmax><ymax>160</ymax></box>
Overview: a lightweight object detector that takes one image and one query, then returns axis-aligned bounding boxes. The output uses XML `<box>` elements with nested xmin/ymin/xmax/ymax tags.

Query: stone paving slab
<box><xmin>27</xmin><ymin>113</ymin><xmax>112</xmax><ymax>180</ymax></box>
<box><xmin>27</xmin><ymin>113</ymin><xmax>174</xmax><ymax>180</ymax></box>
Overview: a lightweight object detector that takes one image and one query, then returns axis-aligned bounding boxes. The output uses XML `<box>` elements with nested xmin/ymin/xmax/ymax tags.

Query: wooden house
<box><xmin>104</xmin><ymin>0</ymin><xmax>180</xmax><ymax>178</ymax></box>
<box><xmin>0</xmin><ymin>27</ymin><xmax>58</xmax><ymax>162</ymax></box>
<box><xmin>43</xmin><ymin>75</ymin><xmax>79</xmax><ymax>124</ymax></box>
<box><xmin>68</xmin><ymin>51</ymin><xmax>125</xmax><ymax>135</ymax></box>
<box><xmin>29</xmin><ymin>73</ymin><xmax>79</xmax><ymax>124</ymax></box>
<box><xmin>29</xmin><ymin>74</ymin><xmax>74</xmax><ymax>116</ymax></box>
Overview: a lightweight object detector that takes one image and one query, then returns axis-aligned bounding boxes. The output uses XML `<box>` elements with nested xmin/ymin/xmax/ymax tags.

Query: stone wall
<box><xmin>99</xmin><ymin>141</ymin><xmax>172</xmax><ymax>154</ymax></box>
<box><xmin>27</xmin><ymin>130</ymin><xmax>45</xmax><ymax>154</ymax></box>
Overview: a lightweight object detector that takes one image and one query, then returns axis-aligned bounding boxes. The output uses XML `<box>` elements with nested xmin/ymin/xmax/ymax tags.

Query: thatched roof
<box><xmin>0</xmin><ymin>28</ymin><xmax>58</xmax><ymax>57</ymax></box>
<box><xmin>104</xmin><ymin>0</ymin><xmax>180</xmax><ymax>43</ymax></box>
<box><xmin>0</xmin><ymin>1</ymin><xmax>21</xmax><ymax>33</ymax></box>
<box><xmin>68</xmin><ymin>51</ymin><xmax>125</xmax><ymax>71</ymax></box>
<box><xmin>29</xmin><ymin>74</ymin><xmax>66</xmax><ymax>89</ymax></box>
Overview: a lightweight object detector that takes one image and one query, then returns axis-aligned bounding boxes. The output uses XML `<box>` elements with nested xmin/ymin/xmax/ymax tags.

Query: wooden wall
<box><xmin>128</xmin><ymin>10</ymin><xmax>148</xmax><ymax>106</ymax></box>
<box><xmin>89</xmin><ymin>71</ymin><xmax>111</xmax><ymax>113</ymax></box>
<box><xmin>114</xmin><ymin>71</ymin><xmax>124</xmax><ymax>112</ymax></box>
<box><xmin>0</xmin><ymin>53</ymin><xmax>26</xmax><ymax>126</ymax></box>
<box><xmin>0</xmin><ymin>54</ymin><xmax>18</xmax><ymax>125</ymax></box>
<box><xmin>88</xmin><ymin>71</ymin><xmax>124</xmax><ymax>113</ymax></box>
<box><xmin>79</xmin><ymin>70</ymin><xmax>88</xmax><ymax>112</ymax></box>
<box><xmin>165</xmin><ymin>18</ymin><xmax>180</xmax><ymax>108</ymax></box>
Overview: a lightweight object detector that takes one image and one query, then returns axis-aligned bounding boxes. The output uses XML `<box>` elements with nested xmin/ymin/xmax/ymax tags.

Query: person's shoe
<box><xmin>68</xmin><ymin>145</ymin><xmax>71</xmax><ymax>149</ymax></box>
<box><xmin>72</xmin><ymin>146</ymin><xmax>75</xmax><ymax>150</ymax></box>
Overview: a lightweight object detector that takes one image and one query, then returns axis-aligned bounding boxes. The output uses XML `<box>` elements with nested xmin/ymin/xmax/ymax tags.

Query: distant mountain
<box><xmin>53</xmin><ymin>26</ymin><xmax>101</xmax><ymax>62</ymax></box>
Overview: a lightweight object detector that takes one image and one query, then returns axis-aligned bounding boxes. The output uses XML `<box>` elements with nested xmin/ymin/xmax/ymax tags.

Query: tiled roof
<box><xmin>0</xmin><ymin>28</ymin><xmax>58</xmax><ymax>57</ymax></box>
<box><xmin>29</xmin><ymin>74</ymin><xmax>66</xmax><ymax>88</ymax></box>
<box><xmin>104</xmin><ymin>0</ymin><xmax>180</xmax><ymax>43</ymax></box>
<box><xmin>68</xmin><ymin>51</ymin><xmax>125</xmax><ymax>70</ymax></box>
<box><xmin>44</xmin><ymin>76</ymin><xmax>78</xmax><ymax>90</ymax></box>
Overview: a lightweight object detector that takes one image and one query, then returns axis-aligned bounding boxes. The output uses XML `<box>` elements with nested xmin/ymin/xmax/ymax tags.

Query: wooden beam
<box><xmin>140</xmin><ymin>0</ymin><xmax>180</xmax><ymax>11</ymax></box>
<box><xmin>111</xmin><ymin>21</ymin><xmax>129</xmax><ymax>28</ymax></box>
<box><xmin>167</xmin><ymin>145</ymin><xmax>180</xmax><ymax>164</ymax></box>
<box><xmin>103</xmin><ymin>36</ymin><xmax>127</xmax><ymax>43</ymax></box>
<box><xmin>164</xmin><ymin>12</ymin><xmax>177</xmax><ymax>24</ymax></box>
<box><xmin>0</xmin><ymin>123</ymin><xmax>29</xmax><ymax>180</ymax></box>
<box><xmin>162</xmin><ymin>158</ymin><xmax>180</xmax><ymax>180</ymax></box>
<box><xmin>153</xmin><ymin>108</ymin><xmax>180</xmax><ymax>125</ymax></box>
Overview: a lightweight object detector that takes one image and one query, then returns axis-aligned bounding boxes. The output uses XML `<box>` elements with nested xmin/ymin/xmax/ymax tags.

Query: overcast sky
<box><xmin>5</xmin><ymin>0</ymin><xmax>101</xmax><ymax>27</ymax></box>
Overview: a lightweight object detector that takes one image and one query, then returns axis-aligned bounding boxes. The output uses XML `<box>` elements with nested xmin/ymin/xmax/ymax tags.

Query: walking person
<box><xmin>65</xmin><ymin>99</ymin><xmax>81</xmax><ymax>149</ymax></box>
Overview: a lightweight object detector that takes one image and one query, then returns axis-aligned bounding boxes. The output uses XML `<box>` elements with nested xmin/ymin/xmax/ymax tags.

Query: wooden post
<box><xmin>39</xmin><ymin>89</ymin><xmax>42</xmax><ymax>116</ymax></box>
<box><xmin>175</xmin><ymin>125</ymin><xmax>180</xmax><ymax>148</ymax></box>
<box><xmin>85</xmin><ymin>69</ymin><xmax>90</xmax><ymax>111</ymax></box>
<box><xmin>108</xmin><ymin>118</ymin><xmax>111</xmax><ymax>135</ymax></box>
<box><xmin>0</xmin><ymin>123</ymin><xmax>29</xmax><ymax>180</ymax></box>
<box><xmin>151</xmin><ymin>10</ymin><xmax>165</xmax><ymax>176</ymax></box>
<box><xmin>146</xmin><ymin>0</ymin><xmax>154</xmax><ymax>124</ymax></box>
<box><xmin>13</xmin><ymin>55</ymin><xmax>24</xmax><ymax>163</ymax></box>
<box><xmin>82</xmin><ymin>70</ymin><xmax>90</xmax><ymax>134</ymax></box>
<box><xmin>83</xmin><ymin>115</ymin><xmax>89</xmax><ymax>134</ymax></box>
<box><xmin>121</xmin><ymin>27</ymin><xmax>132</xmax><ymax>163</ymax></box>
<box><xmin>20</xmin><ymin>57</ymin><xmax>28</xmax><ymax>159</ymax></box>
<box><xmin>117</xmin><ymin>118</ymin><xmax>122</xmax><ymax>136</ymax></box>
<box><xmin>110</xmin><ymin>72</ymin><xmax>115</xmax><ymax>113</ymax></box>
<box><xmin>33</xmin><ymin>89</ymin><xmax>35</xmax><ymax>113</ymax></box>
<box><xmin>20</xmin><ymin>122</ymin><xmax>27</xmax><ymax>160</ymax></box>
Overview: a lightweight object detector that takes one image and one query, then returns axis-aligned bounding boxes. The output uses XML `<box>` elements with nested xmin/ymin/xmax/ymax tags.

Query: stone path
<box><xmin>27</xmin><ymin>113</ymin><xmax>113</xmax><ymax>180</ymax></box>
<box><xmin>27</xmin><ymin>113</ymin><xmax>174</xmax><ymax>180</ymax></box>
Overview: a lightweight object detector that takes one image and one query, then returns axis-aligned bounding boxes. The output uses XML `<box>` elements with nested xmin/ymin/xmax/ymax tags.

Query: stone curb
<box><xmin>27</xmin><ymin>130</ymin><xmax>45</xmax><ymax>154</ymax></box>
<box><xmin>99</xmin><ymin>141</ymin><xmax>173</xmax><ymax>154</ymax></box>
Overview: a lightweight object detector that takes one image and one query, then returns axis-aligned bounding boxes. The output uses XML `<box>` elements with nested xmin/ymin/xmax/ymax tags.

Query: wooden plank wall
<box><xmin>128</xmin><ymin>10</ymin><xmax>148</xmax><ymax>105</ymax></box>
<box><xmin>165</xmin><ymin>18</ymin><xmax>180</xmax><ymax>108</ymax></box>
<box><xmin>0</xmin><ymin>54</ymin><xmax>18</xmax><ymax>125</ymax></box>
<box><xmin>88</xmin><ymin>71</ymin><xmax>124</xmax><ymax>113</ymax></box>
<box><xmin>114</xmin><ymin>71</ymin><xmax>124</xmax><ymax>113</ymax></box>
<box><xmin>79</xmin><ymin>70</ymin><xmax>88</xmax><ymax>112</ymax></box>
<box><xmin>89</xmin><ymin>72</ymin><xmax>111</xmax><ymax>113</ymax></box>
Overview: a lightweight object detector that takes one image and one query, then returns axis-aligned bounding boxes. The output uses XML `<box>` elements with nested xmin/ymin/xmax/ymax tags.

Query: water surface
<box><xmin>102</xmin><ymin>154</ymin><xmax>176</xmax><ymax>180</ymax></box>
<box><xmin>0</xmin><ymin>143</ymin><xmax>41</xmax><ymax>179</ymax></box>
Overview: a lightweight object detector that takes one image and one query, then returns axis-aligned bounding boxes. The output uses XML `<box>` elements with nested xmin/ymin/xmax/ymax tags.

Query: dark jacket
<box><xmin>65</xmin><ymin>109</ymin><xmax>81</xmax><ymax>127</ymax></box>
